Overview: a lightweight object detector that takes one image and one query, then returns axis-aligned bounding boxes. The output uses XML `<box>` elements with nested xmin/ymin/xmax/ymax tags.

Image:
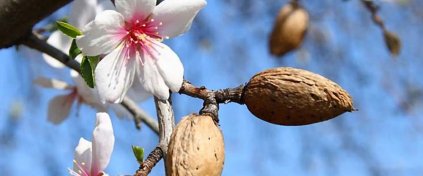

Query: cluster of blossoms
<box><xmin>35</xmin><ymin>0</ymin><xmax>206</xmax><ymax>174</ymax></box>
<box><xmin>38</xmin><ymin>0</ymin><xmax>150</xmax><ymax>123</ymax></box>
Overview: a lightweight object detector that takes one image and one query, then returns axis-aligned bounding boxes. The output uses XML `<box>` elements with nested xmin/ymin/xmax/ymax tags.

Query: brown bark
<box><xmin>0</xmin><ymin>0</ymin><xmax>72</xmax><ymax>48</ymax></box>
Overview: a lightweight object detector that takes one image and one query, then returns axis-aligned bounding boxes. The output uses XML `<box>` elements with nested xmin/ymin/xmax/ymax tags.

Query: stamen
<box><xmin>73</xmin><ymin>160</ymin><xmax>89</xmax><ymax>176</ymax></box>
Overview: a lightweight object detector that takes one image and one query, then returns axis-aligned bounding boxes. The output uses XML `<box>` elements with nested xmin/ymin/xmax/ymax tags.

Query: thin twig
<box><xmin>361</xmin><ymin>0</ymin><xmax>385</xmax><ymax>30</ymax></box>
<box><xmin>179</xmin><ymin>80</ymin><xmax>244</xmax><ymax>104</ymax></box>
<box><xmin>23</xmin><ymin>32</ymin><xmax>80</xmax><ymax>72</ymax></box>
<box><xmin>135</xmin><ymin>147</ymin><xmax>163</xmax><ymax>176</ymax></box>
<box><xmin>122</xmin><ymin>97</ymin><xmax>159</xmax><ymax>132</ymax></box>
<box><xmin>135</xmin><ymin>97</ymin><xmax>175</xmax><ymax>176</ymax></box>
<box><xmin>21</xmin><ymin>32</ymin><xmax>159</xmax><ymax>134</ymax></box>
<box><xmin>361</xmin><ymin>0</ymin><xmax>401</xmax><ymax>56</ymax></box>
<box><xmin>179</xmin><ymin>80</ymin><xmax>244</xmax><ymax>121</ymax></box>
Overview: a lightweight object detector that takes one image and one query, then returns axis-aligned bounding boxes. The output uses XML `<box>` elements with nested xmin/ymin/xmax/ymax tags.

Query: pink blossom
<box><xmin>76</xmin><ymin>0</ymin><xmax>207</xmax><ymax>103</ymax></box>
<box><xmin>69</xmin><ymin>112</ymin><xmax>115</xmax><ymax>176</ymax></box>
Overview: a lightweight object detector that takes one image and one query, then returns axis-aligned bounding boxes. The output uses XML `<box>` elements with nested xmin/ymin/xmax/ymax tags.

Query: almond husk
<box><xmin>269</xmin><ymin>3</ymin><xmax>309</xmax><ymax>57</ymax></box>
<box><xmin>166</xmin><ymin>114</ymin><xmax>225</xmax><ymax>176</ymax></box>
<box><xmin>243</xmin><ymin>67</ymin><xmax>354</xmax><ymax>126</ymax></box>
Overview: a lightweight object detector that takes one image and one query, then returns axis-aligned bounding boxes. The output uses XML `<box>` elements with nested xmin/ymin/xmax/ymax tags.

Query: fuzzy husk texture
<box><xmin>243</xmin><ymin>67</ymin><xmax>354</xmax><ymax>126</ymax></box>
<box><xmin>166</xmin><ymin>114</ymin><xmax>224</xmax><ymax>176</ymax></box>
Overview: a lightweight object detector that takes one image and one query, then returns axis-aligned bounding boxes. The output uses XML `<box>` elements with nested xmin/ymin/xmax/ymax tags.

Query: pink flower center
<box><xmin>122</xmin><ymin>17</ymin><xmax>165</xmax><ymax>63</ymax></box>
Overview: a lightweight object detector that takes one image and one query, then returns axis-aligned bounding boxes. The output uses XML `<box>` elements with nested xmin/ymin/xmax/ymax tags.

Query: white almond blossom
<box><xmin>76</xmin><ymin>0</ymin><xmax>207</xmax><ymax>103</ymax></box>
<box><xmin>40</xmin><ymin>0</ymin><xmax>150</xmax><ymax>122</ymax></box>
<box><xmin>34</xmin><ymin>75</ymin><xmax>106</xmax><ymax>124</ymax></box>
<box><xmin>69</xmin><ymin>112</ymin><xmax>114</xmax><ymax>176</ymax></box>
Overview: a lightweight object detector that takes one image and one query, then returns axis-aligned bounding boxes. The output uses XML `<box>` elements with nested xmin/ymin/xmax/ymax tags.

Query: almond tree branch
<box><xmin>0</xmin><ymin>0</ymin><xmax>72</xmax><ymax>48</ymax></box>
<box><xmin>154</xmin><ymin>97</ymin><xmax>175</xmax><ymax>155</ymax></box>
<box><xmin>361</xmin><ymin>0</ymin><xmax>401</xmax><ymax>55</ymax></box>
<box><xmin>121</xmin><ymin>97</ymin><xmax>159</xmax><ymax>132</ymax></box>
<box><xmin>179</xmin><ymin>80</ymin><xmax>244</xmax><ymax>104</ymax></box>
<box><xmin>135</xmin><ymin>147</ymin><xmax>163</xmax><ymax>176</ymax></box>
<box><xmin>178</xmin><ymin>80</ymin><xmax>245</xmax><ymax>121</ymax></box>
<box><xmin>135</xmin><ymin>97</ymin><xmax>175</xmax><ymax>176</ymax></box>
<box><xmin>21</xmin><ymin>32</ymin><xmax>159</xmax><ymax>134</ymax></box>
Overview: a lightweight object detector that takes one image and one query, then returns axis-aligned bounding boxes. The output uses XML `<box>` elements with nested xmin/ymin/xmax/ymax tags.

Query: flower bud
<box><xmin>243</xmin><ymin>67</ymin><xmax>354</xmax><ymax>126</ymax></box>
<box><xmin>269</xmin><ymin>3</ymin><xmax>309</xmax><ymax>57</ymax></box>
<box><xmin>166</xmin><ymin>114</ymin><xmax>224</xmax><ymax>176</ymax></box>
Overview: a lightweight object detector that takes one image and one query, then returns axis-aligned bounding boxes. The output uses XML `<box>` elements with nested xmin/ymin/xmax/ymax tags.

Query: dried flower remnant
<box><xmin>383</xmin><ymin>30</ymin><xmax>401</xmax><ymax>56</ymax></box>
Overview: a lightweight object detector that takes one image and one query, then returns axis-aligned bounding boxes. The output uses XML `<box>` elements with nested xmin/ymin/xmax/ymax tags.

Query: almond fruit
<box><xmin>166</xmin><ymin>114</ymin><xmax>224</xmax><ymax>176</ymax></box>
<box><xmin>243</xmin><ymin>67</ymin><xmax>353</xmax><ymax>126</ymax></box>
<box><xmin>269</xmin><ymin>3</ymin><xmax>309</xmax><ymax>57</ymax></box>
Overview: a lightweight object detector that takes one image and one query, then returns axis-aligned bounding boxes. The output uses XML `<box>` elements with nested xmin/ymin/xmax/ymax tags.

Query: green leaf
<box><xmin>132</xmin><ymin>145</ymin><xmax>144</xmax><ymax>164</ymax></box>
<box><xmin>88</xmin><ymin>56</ymin><xmax>99</xmax><ymax>71</ymax></box>
<box><xmin>80</xmin><ymin>56</ymin><xmax>95</xmax><ymax>88</ymax></box>
<box><xmin>69</xmin><ymin>39</ymin><xmax>81</xmax><ymax>59</ymax></box>
<box><xmin>56</xmin><ymin>21</ymin><xmax>82</xmax><ymax>38</ymax></box>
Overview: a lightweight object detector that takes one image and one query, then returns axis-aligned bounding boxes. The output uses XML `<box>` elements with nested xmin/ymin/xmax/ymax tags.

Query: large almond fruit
<box><xmin>243</xmin><ymin>67</ymin><xmax>354</xmax><ymax>126</ymax></box>
<box><xmin>166</xmin><ymin>114</ymin><xmax>224</xmax><ymax>176</ymax></box>
<box><xmin>269</xmin><ymin>2</ymin><xmax>309</xmax><ymax>57</ymax></box>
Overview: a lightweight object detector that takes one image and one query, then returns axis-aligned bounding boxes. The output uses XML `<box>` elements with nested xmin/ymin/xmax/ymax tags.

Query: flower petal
<box><xmin>91</xmin><ymin>112</ymin><xmax>114</xmax><ymax>175</ymax></box>
<box><xmin>153</xmin><ymin>43</ymin><xmax>184</xmax><ymax>92</ymax></box>
<box><xmin>127</xmin><ymin>78</ymin><xmax>152</xmax><ymax>102</ymax></box>
<box><xmin>72</xmin><ymin>138</ymin><xmax>92</xmax><ymax>175</ymax></box>
<box><xmin>152</xmin><ymin>0</ymin><xmax>206</xmax><ymax>38</ymax></box>
<box><xmin>34</xmin><ymin>77</ymin><xmax>73</xmax><ymax>90</ymax></box>
<box><xmin>47</xmin><ymin>94</ymin><xmax>74</xmax><ymax>124</ymax></box>
<box><xmin>137</xmin><ymin>50</ymin><xmax>169</xmax><ymax>100</ymax></box>
<box><xmin>76</xmin><ymin>10</ymin><xmax>126</xmax><ymax>56</ymax></box>
<box><xmin>69</xmin><ymin>0</ymin><xmax>97</xmax><ymax>28</ymax></box>
<box><xmin>115</xmin><ymin>0</ymin><xmax>156</xmax><ymax>21</ymax></box>
<box><xmin>42</xmin><ymin>31</ymin><xmax>71</xmax><ymax>68</ymax></box>
<box><xmin>96</xmin><ymin>0</ymin><xmax>115</xmax><ymax>13</ymax></box>
<box><xmin>95</xmin><ymin>46</ymin><xmax>137</xmax><ymax>103</ymax></box>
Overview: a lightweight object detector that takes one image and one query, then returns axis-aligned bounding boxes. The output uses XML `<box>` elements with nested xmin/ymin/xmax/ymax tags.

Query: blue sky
<box><xmin>1</xmin><ymin>0</ymin><xmax>423</xmax><ymax>175</ymax></box>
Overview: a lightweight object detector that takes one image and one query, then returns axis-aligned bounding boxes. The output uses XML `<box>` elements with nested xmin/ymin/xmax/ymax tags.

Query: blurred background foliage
<box><xmin>1</xmin><ymin>0</ymin><xmax>423</xmax><ymax>175</ymax></box>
